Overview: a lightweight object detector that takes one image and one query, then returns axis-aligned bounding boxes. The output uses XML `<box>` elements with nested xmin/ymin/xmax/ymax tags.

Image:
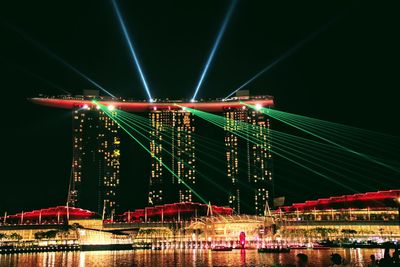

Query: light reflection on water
<box><xmin>0</xmin><ymin>248</ymin><xmax>384</xmax><ymax>267</ymax></box>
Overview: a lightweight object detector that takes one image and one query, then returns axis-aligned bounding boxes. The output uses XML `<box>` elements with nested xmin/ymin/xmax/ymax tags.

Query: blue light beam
<box><xmin>223</xmin><ymin>15</ymin><xmax>342</xmax><ymax>100</ymax></box>
<box><xmin>11</xmin><ymin>62</ymin><xmax>71</xmax><ymax>95</ymax></box>
<box><xmin>191</xmin><ymin>0</ymin><xmax>238</xmax><ymax>101</ymax></box>
<box><xmin>111</xmin><ymin>0</ymin><xmax>153</xmax><ymax>101</ymax></box>
<box><xmin>6</xmin><ymin>23</ymin><xmax>116</xmax><ymax>98</ymax></box>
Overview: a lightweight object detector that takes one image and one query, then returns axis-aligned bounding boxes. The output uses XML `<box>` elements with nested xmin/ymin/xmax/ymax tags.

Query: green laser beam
<box><xmin>244</xmin><ymin>103</ymin><xmax>400</xmax><ymax>173</ymax></box>
<box><xmin>181</xmin><ymin>105</ymin><xmax>359</xmax><ymax>193</ymax></box>
<box><xmin>94</xmin><ymin>101</ymin><xmax>208</xmax><ymax>205</ymax></box>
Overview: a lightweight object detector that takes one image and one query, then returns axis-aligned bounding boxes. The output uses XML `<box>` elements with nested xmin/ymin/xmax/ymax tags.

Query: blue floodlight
<box><xmin>111</xmin><ymin>0</ymin><xmax>153</xmax><ymax>101</ymax></box>
<box><xmin>191</xmin><ymin>0</ymin><xmax>238</xmax><ymax>101</ymax></box>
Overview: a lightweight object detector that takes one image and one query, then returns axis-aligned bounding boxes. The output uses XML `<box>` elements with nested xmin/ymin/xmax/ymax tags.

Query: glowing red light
<box><xmin>30</xmin><ymin>98</ymin><xmax>274</xmax><ymax>112</ymax></box>
<box><xmin>278</xmin><ymin>190</ymin><xmax>400</xmax><ymax>212</ymax></box>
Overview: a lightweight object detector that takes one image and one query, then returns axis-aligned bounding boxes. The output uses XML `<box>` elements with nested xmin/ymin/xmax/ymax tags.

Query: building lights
<box><xmin>69</xmin><ymin>104</ymin><xmax>120</xmax><ymax>219</ymax></box>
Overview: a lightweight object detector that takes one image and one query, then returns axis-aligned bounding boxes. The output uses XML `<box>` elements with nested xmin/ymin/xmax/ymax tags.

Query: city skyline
<box><xmin>1</xmin><ymin>0</ymin><xmax>399</xmax><ymax>214</ymax></box>
<box><xmin>39</xmin><ymin>91</ymin><xmax>276</xmax><ymax>218</ymax></box>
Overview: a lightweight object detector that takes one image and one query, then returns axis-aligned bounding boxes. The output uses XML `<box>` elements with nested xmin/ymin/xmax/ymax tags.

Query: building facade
<box><xmin>148</xmin><ymin>109</ymin><xmax>196</xmax><ymax>205</ymax></box>
<box><xmin>224</xmin><ymin>106</ymin><xmax>273</xmax><ymax>216</ymax></box>
<box><xmin>248</xmin><ymin>109</ymin><xmax>273</xmax><ymax>216</ymax></box>
<box><xmin>68</xmin><ymin>105</ymin><xmax>120</xmax><ymax>219</ymax></box>
<box><xmin>275</xmin><ymin>190</ymin><xmax>400</xmax><ymax>241</ymax></box>
<box><xmin>224</xmin><ymin>108</ymin><xmax>247</xmax><ymax>214</ymax></box>
<box><xmin>32</xmin><ymin>92</ymin><xmax>274</xmax><ymax>216</ymax></box>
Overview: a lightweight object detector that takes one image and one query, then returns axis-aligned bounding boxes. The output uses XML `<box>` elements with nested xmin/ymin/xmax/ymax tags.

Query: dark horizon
<box><xmin>1</xmin><ymin>0</ymin><xmax>399</xmax><ymax>214</ymax></box>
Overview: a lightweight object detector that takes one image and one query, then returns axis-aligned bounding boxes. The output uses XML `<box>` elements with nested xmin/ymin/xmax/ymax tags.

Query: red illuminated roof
<box><xmin>30</xmin><ymin>97</ymin><xmax>274</xmax><ymax>112</ymax></box>
<box><xmin>118</xmin><ymin>202</ymin><xmax>233</xmax><ymax>222</ymax></box>
<box><xmin>278</xmin><ymin>190</ymin><xmax>400</xmax><ymax>212</ymax></box>
<box><xmin>4</xmin><ymin>206</ymin><xmax>97</xmax><ymax>221</ymax></box>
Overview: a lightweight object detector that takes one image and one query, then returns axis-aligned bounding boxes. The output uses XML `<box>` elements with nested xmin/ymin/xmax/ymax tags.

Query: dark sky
<box><xmin>1</xmin><ymin>0</ymin><xmax>399</xmax><ymax>214</ymax></box>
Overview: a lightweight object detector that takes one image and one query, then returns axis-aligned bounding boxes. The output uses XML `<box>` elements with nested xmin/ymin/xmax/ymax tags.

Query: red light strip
<box><xmin>30</xmin><ymin>98</ymin><xmax>274</xmax><ymax>112</ymax></box>
<box><xmin>278</xmin><ymin>190</ymin><xmax>400</xmax><ymax>212</ymax></box>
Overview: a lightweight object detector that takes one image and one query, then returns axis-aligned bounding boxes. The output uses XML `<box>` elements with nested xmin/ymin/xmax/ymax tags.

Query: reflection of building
<box><xmin>68</xmin><ymin>91</ymin><xmax>121</xmax><ymax>219</ymax></box>
<box><xmin>224</xmin><ymin>98</ymin><xmax>273</xmax><ymax>215</ymax></box>
<box><xmin>276</xmin><ymin>190</ymin><xmax>400</xmax><ymax>240</ymax></box>
<box><xmin>148</xmin><ymin>110</ymin><xmax>195</xmax><ymax>205</ymax></box>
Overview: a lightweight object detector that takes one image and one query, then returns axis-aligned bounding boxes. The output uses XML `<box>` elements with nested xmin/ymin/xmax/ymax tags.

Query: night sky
<box><xmin>1</xmin><ymin>0</ymin><xmax>399</xmax><ymax>214</ymax></box>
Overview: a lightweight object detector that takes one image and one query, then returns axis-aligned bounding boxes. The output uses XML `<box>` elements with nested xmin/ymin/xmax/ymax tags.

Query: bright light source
<box><xmin>242</xmin><ymin>106</ymin><xmax>246</xmax><ymax>110</ymax></box>
<box><xmin>96</xmin><ymin>105</ymin><xmax>101</xmax><ymax>110</ymax></box>
<box><xmin>255</xmin><ymin>103</ymin><xmax>262</xmax><ymax>111</ymax></box>
<box><xmin>182</xmin><ymin>107</ymin><xmax>187</xmax><ymax>111</ymax></box>
<box><xmin>108</xmin><ymin>105</ymin><xmax>115</xmax><ymax>111</ymax></box>
<box><xmin>149</xmin><ymin>98</ymin><xmax>154</xmax><ymax>103</ymax></box>
<box><xmin>190</xmin><ymin>99</ymin><xmax>195</xmax><ymax>103</ymax></box>
<box><xmin>153</xmin><ymin>106</ymin><xmax>157</xmax><ymax>111</ymax></box>
<box><xmin>83</xmin><ymin>104</ymin><xmax>89</xmax><ymax>110</ymax></box>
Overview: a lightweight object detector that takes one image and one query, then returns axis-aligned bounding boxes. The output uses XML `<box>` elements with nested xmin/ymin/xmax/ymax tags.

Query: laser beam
<box><xmin>111</xmin><ymin>0</ymin><xmax>153</xmax><ymax>101</ymax></box>
<box><xmin>191</xmin><ymin>0</ymin><xmax>238</xmax><ymax>101</ymax></box>
<box><xmin>95</xmin><ymin>101</ymin><xmax>208</xmax><ymax>204</ymax></box>
<box><xmin>9</xmin><ymin>62</ymin><xmax>71</xmax><ymax>95</ymax></box>
<box><xmin>6</xmin><ymin>23</ymin><xmax>116</xmax><ymax>98</ymax></box>
<box><xmin>181</xmin><ymin>106</ymin><xmax>358</xmax><ymax>192</ymax></box>
<box><xmin>245</xmin><ymin>103</ymin><xmax>400</xmax><ymax>174</ymax></box>
<box><xmin>223</xmin><ymin>15</ymin><xmax>342</xmax><ymax>100</ymax></box>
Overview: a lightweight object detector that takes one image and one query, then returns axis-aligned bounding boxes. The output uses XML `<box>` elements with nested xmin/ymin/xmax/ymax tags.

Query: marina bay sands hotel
<box><xmin>31</xmin><ymin>90</ymin><xmax>274</xmax><ymax>219</ymax></box>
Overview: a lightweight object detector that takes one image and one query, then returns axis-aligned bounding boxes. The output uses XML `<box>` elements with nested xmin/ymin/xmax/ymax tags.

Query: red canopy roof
<box><xmin>4</xmin><ymin>206</ymin><xmax>97</xmax><ymax>220</ymax></box>
<box><xmin>278</xmin><ymin>190</ymin><xmax>400</xmax><ymax>212</ymax></box>
<box><xmin>119</xmin><ymin>202</ymin><xmax>233</xmax><ymax>222</ymax></box>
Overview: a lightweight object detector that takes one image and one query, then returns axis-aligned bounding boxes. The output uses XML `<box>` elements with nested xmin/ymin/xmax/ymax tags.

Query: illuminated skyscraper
<box><xmin>173</xmin><ymin>110</ymin><xmax>196</xmax><ymax>203</ymax></box>
<box><xmin>224</xmin><ymin>93</ymin><xmax>274</xmax><ymax>215</ymax></box>
<box><xmin>148</xmin><ymin>110</ymin><xmax>168</xmax><ymax>206</ymax></box>
<box><xmin>32</xmin><ymin>92</ymin><xmax>274</xmax><ymax>215</ymax></box>
<box><xmin>224</xmin><ymin>108</ymin><xmax>248</xmax><ymax>214</ymax></box>
<box><xmin>68</xmin><ymin>91</ymin><xmax>121</xmax><ymax>219</ymax></box>
<box><xmin>247</xmin><ymin>109</ymin><xmax>273</xmax><ymax>216</ymax></box>
<box><xmin>148</xmin><ymin>109</ymin><xmax>196</xmax><ymax>205</ymax></box>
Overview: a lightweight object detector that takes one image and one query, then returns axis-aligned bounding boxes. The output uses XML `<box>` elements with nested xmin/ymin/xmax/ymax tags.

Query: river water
<box><xmin>0</xmin><ymin>248</ymin><xmax>385</xmax><ymax>266</ymax></box>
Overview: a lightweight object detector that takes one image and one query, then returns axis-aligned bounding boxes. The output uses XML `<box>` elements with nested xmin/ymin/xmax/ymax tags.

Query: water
<box><xmin>0</xmin><ymin>248</ymin><xmax>384</xmax><ymax>266</ymax></box>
